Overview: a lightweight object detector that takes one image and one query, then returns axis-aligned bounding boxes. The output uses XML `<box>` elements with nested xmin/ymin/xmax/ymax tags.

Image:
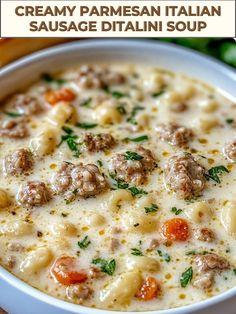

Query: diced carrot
<box><xmin>162</xmin><ymin>218</ymin><xmax>189</xmax><ymax>241</ymax></box>
<box><xmin>136</xmin><ymin>277</ymin><xmax>161</xmax><ymax>301</ymax></box>
<box><xmin>45</xmin><ymin>88</ymin><xmax>76</xmax><ymax>105</ymax></box>
<box><xmin>51</xmin><ymin>256</ymin><xmax>87</xmax><ymax>285</ymax></box>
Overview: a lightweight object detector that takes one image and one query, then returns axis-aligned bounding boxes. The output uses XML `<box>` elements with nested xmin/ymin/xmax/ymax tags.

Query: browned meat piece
<box><xmin>6</xmin><ymin>256</ymin><xmax>17</xmax><ymax>269</ymax></box>
<box><xmin>110</xmin><ymin>238</ymin><xmax>120</xmax><ymax>251</ymax></box>
<box><xmin>170</xmin><ymin>103</ymin><xmax>188</xmax><ymax>113</ymax></box>
<box><xmin>148</xmin><ymin>238</ymin><xmax>159</xmax><ymax>250</ymax></box>
<box><xmin>111</xmin><ymin>146</ymin><xmax>157</xmax><ymax>185</ymax></box>
<box><xmin>194</xmin><ymin>228</ymin><xmax>215</xmax><ymax>242</ymax></box>
<box><xmin>83</xmin><ymin>133</ymin><xmax>116</xmax><ymax>152</ymax></box>
<box><xmin>71</xmin><ymin>163</ymin><xmax>107</xmax><ymax>197</ymax></box>
<box><xmin>193</xmin><ymin>272</ymin><xmax>214</xmax><ymax>290</ymax></box>
<box><xmin>111</xmin><ymin>227</ymin><xmax>122</xmax><ymax>234</ymax></box>
<box><xmin>52</xmin><ymin>162</ymin><xmax>74</xmax><ymax>200</ymax></box>
<box><xmin>0</xmin><ymin>119</ymin><xmax>28</xmax><ymax>138</ymax></box>
<box><xmin>223</xmin><ymin>138</ymin><xmax>236</xmax><ymax>162</ymax></box>
<box><xmin>156</xmin><ymin>123</ymin><xmax>193</xmax><ymax>147</ymax></box>
<box><xmin>12</xmin><ymin>94</ymin><xmax>44</xmax><ymax>115</ymax></box>
<box><xmin>66</xmin><ymin>284</ymin><xmax>93</xmax><ymax>303</ymax></box>
<box><xmin>52</xmin><ymin>161</ymin><xmax>107</xmax><ymax>201</ymax></box>
<box><xmin>78</xmin><ymin>65</ymin><xmax>126</xmax><ymax>89</ymax></box>
<box><xmin>100</xmin><ymin>69</ymin><xmax>126</xmax><ymax>86</ymax></box>
<box><xmin>7</xmin><ymin>243</ymin><xmax>24</xmax><ymax>252</ymax></box>
<box><xmin>3</xmin><ymin>148</ymin><xmax>33</xmax><ymax>176</ymax></box>
<box><xmin>194</xmin><ymin>253</ymin><xmax>230</xmax><ymax>273</ymax></box>
<box><xmin>17</xmin><ymin>181</ymin><xmax>51</xmax><ymax>208</ymax></box>
<box><xmin>164</xmin><ymin>153</ymin><xmax>206</xmax><ymax>199</ymax></box>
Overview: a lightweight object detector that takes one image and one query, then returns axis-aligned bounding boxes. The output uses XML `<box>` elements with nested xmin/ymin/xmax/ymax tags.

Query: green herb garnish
<box><xmin>186</xmin><ymin>250</ymin><xmax>209</xmax><ymax>256</ymax></box>
<box><xmin>97</xmin><ymin>160</ymin><xmax>103</xmax><ymax>167</ymax></box>
<box><xmin>78</xmin><ymin>236</ymin><xmax>91</xmax><ymax>249</ymax></box>
<box><xmin>76</xmin><ymin>123</ymin><xmax>98</xmax><ymax>129</ymax></box>
<box><xmin>109</xmin><ymin>173</ymin><xmax>147</xmax><ymax>197</ymax></box>
<box><xmin>59</xmin><ymin>126</ymin><xmax>81</xmax><ymax>157</ymax></box>
<box><xmin>157</xmin><ymin>250</ymin><xmax>171</xmax><ymax>262</ymax></box>
<box><xmin>103</xmin><ymin>86</ymin><xmax>128</xmax><ymax>99</ymax></box>
<box><xmin>145</xmin><ymin>204</ymin><xmax>159</xmax><ymax>213</ymax></box>
<box><xmin>123</xmin><ymin>135</ymin><xmax>149</xmax><ymax>143</ymax></box>
<box><xmin>61</xmin><ymin>212</ymin><xmax>68</xmax><ymax>217</ymax></box>
<box><xmin>80</xmin><ymin>97</ymin><xmax>92</xmax><ymax>107</ymax></box>
<box><xmin>206</xmin><ymin>165</ymin><xmax>229</xmax><ymax>184</ymax></box>
<box><xmin>116</xmin><ymin>105</ymin><xmax>127</xmax><ymax>115</ymax></box>
<box><xmin>185</xmin><ymin>250</ymin><xmax>196</xmax><ymax>256</ymax></box>
<box><xmin>128</xmin><ymin>186</ymin><xmax>147</xmax><ymax>197</ymax></box>
<box><xmin>131</xmin><ymin>248</ymin><xmax>143</xmax><ymax>256</ymax></box>
<box><xmin>41</xmin><ymin>73</ymin><xmax>65</xmax><ymax>85</ymax></box>
<box><xmin>226</xmin><ymin>118</ymin><xmax>234</xmax><ymax>124</ymax></box>
<box><xmin>124</xmin><ymin>151</ymin><xmax>144</xmax><ymax>161</ymax></box>
<box><xmin>127</xmin><ymin>106</ymin><xmax>144</xmax><ymax>125</ymax></box>
<box><xmin>233</xmin><ymin>268</ymin><xmax>236</xmax><ymax>275</ymax></box>
<box><xmin>111</xmin><ymin>91</ymin><xmax>128</xmax><ymax>99</ymax></box>
<box><xmin>4</xmin><ymin>111</ymin><xmax>23</xmax><ymax>117</ymax></box>
<box><xmin>62</xmin><ymin>126</ymin><xmax>73</xmax><ymax>134</ymax></box>
<box><xmin>171</xmin><ymin>207</ymin><xmax>183</xmax><ymax>215</ymax></box>
<box><xmin>180</xmin><ymin>267</ymin><xmax>193</xmax><ymax>288</ymax></box>
<box><xmin>152</xmin><ymin>90</ymin><xmax>165</xmax><ymax>98</ymax></box>
<box><xmin>92</xmin><ymin>258</ymin><xmax>116</xmax><ymax>275</ymax></box>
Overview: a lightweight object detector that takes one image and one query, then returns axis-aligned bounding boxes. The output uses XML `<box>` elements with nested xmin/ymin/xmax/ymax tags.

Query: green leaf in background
<box><xmin>157</xmin><ymin>38</ymin><xmax>236</xmax><ymax>68</ymax></box>
<box><xmin>220</xmin><ymin>43</ymin><xmax>236</xmax><ymax>67</ymax></box>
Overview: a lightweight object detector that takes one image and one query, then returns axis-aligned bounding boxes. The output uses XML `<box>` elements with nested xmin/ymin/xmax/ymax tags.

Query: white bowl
<box><xmin>0</xmin><ymin>39</ymin><xmax>236</xmax><ymax>314</ymax></box>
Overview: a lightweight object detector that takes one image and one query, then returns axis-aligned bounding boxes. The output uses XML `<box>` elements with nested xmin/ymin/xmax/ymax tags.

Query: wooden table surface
<box><xmin>0</xmin><ymin>38</ymin><xmax>76</xmax><ymax>314</ymax></box>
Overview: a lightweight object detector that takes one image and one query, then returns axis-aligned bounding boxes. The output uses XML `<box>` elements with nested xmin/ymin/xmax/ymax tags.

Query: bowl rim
<box><xmin>0</xmin><ymin>38</ymin><xmax>236</xmax><ymax>314</ymax></box>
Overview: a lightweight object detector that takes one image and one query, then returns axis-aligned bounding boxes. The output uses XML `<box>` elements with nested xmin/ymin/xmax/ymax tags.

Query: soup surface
<box><xmin>0</xmin><ymin>64</ymin><xmax>236</xmax><ymax>312</ymax></box>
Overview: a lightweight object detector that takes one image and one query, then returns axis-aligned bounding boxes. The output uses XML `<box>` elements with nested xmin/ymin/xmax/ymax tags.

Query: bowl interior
<box><xmin>0</xmin><ymin>39</ymin><xmax>235</xmax><ymax>101</ymax></box>
<box><xmin>0</xmin><ymin>39</ymin><xmax>236</xmax><ymax>314</ymax></box>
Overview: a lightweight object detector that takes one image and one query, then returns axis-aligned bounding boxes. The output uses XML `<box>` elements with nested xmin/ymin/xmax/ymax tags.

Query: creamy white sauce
<box><xmin>0</xmin><ymin>64</ymin><xmax>236</xmax><ymax>311</ymax></box>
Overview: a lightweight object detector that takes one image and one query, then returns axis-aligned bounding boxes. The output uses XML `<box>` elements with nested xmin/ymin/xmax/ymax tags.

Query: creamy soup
<box><xmin>0</xmin><ymin>64</ymin><xmax>236</xmax><ymax>312</ymax></box>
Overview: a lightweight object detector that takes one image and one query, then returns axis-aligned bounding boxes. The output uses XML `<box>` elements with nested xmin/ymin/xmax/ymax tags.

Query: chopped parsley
<box><xmin>59</xmin><ymin>126</ymin><xmax>81</xmax><ymax>157</ymax></box>
<box><xmin>185</xmin><ymin>250</ymin><xmax>209</xmax><ymax>256</ymax></box>
<box><xmin>233</xmin><ymin>268</ymin><xmax>236</xmax><ymax>275</ymax></box>
<box><xmin>157</xmin><ymin>250</ymin><xmax>171</xmax><ymax>263</ymax></box>
<box><xmin>131</xmin><ymin>248</ymin><xmax>143</xmax><ymax>256</ymax></box>
<box><xmin>62</xmin><ymin>126</ymin><xmax>73</xmax><ymax>134</ymax></box>
<box><xmin>171</xmin><ymin>207</ymin><xmax>183</xmax><ymax>215</ymax></box>
<box><xmin>76</xmin><ymin>123</ymin><xmax>98</xmax><ymax>129</ymax></box>
<box><xmin>41</xmin><ymin>73</ymin><xmax>65</xmax><ymax>85</ymax></box>
<box><xmin>92</xmin><ymin>258</ymin><xmax>116</xmax><ymax>275</ymax></box>
<box><xmin>180</xmin><ymin>267</ymin><xmax>193</xmax><ymax>288</ymax></box>
<box><xmin>61</xmin><ymin>213</ymin><xmax>68</xmax><ymax>217</ymax></box>
<box><xmin>185</xmin><ymin>250</ymin><xmax>196</xmax><ymax>256</ymax></box>
<box><xmin>144</xmin><ymin>203</ymin><xmax>159</xmax><ymax>214</ymax></box>
<box><xmin>4</xmin><ymin>111</ymin><xmax>23</xmax><ymax>117</ymax></box>
<box><xmin>152</xmin><ymin>90</ymin><xmax>165</xmax><ymax>98</ymax></box>
<box><xmin>109</xmin><ymin>173</ymin><xmax>147</xmax><ymax>197</ymax></box>
<box><xmin>226</xmin><ymin>118</ymin><xmax>234</xmax><ymax>124</ymax></box>
<box><xmin>123</xmin><ymin>135</ymin><xmax>149</xmax><ymax>143</ymax></box>
<box><xmin>116</xmin><ymin>105</ymin><xmax>127</xmax><ymax>115</ymax></box>
<box><xmin>97</xmin><ymin>160</ymin><xmax>103</xmax><ymax>167</ymax></box>
<box><xmin>80</xmin><ymin>97</ymin><xmax>92</xmax><ymax>107</ymax></box>
<box><xmin>124</xmin><ymin>151</ymin><xmax>144</xmax><ymax>161</ymax></box>
<box><xmin>103</xmin><ymin>86</ymin><xmax>128</xmax><ymax>99</ymax></box>
<box><xmin>78</xmin><ymin>236</ymin><xmax>91</xmax><ymax>249</ymax></box>
<box><xmin>127</xmin><ymin>106</ymin><xmax>144</xmax><ymax>125</ymax></box>
<box><xmin>128</xmin><ymin>186</ymin><xmax>147</xmax><ymax>197</ymax></box>
<box><xmin>111</xmin><ymin>91</ymin><xmax>128</xmax><ymax>99</ymax></box>
<box><xmin>206</xmin><ymin>165</ymin><xmax>229</xmax><ymax>184</ymax></box>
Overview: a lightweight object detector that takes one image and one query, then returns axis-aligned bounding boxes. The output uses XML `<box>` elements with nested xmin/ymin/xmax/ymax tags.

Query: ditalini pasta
<box><xmin>0</xmin><ymin>64</ymin><xmax>236</xmax><ymax>311</ymax></box>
